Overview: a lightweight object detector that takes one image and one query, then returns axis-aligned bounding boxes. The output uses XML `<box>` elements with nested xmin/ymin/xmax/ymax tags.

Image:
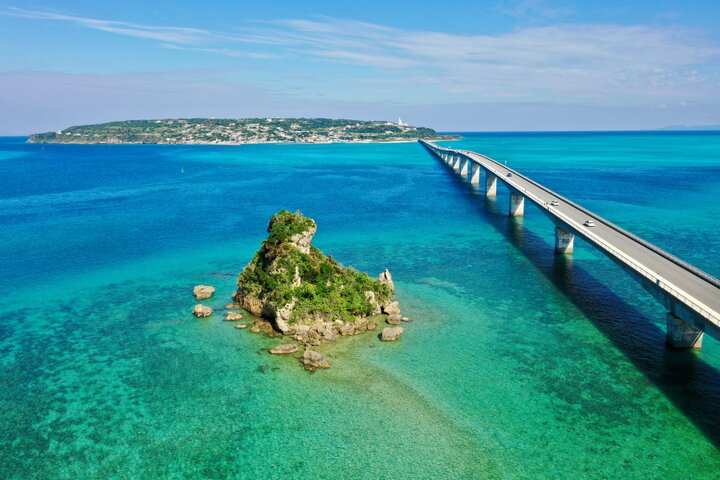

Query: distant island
<box><xmin>27</xmin><ymin>118</ymin><xmax>456</xmax><ymax>145</ymax></box>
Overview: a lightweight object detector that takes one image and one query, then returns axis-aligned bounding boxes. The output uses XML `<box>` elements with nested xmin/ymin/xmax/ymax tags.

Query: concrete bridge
<box><xmin>419</xmin><ymin>139</ymin><xmax>720</xmax><ymax>349</ymax></box>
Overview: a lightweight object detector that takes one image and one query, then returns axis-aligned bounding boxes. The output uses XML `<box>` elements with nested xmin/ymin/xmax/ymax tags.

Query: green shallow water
<box><xmin>1</xmin><ymin>133</ymin><xmax>719</xmax><ymax>478</ymax></box>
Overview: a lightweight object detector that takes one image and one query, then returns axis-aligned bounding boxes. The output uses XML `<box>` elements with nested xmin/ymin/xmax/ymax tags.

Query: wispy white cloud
<box><xmin>159</xmin><ymin>44</ymin><xmax>275</xmax><ymax>59</ymax></box>
<box><xmin>6</xmin><ymin>7</ymin><xmax>216</xmax><ymax>44</ymax></box>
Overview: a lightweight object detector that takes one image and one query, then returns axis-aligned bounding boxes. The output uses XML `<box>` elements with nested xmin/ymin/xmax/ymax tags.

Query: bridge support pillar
<box><xmin>666</xmin><ymin>313</ymin><xmax>704</xmax><ymax>349</ymax></box>
<box><xmin>453</xmin><ymin>156</ymin><xmax>461</xmax><ymax>171</ymax></box>
<box><xmin>460</xmin><ymin>158</ymin><xmax>469</xmax><ymax>176</ymax></box>
<box><xmin>509</xmin><ymin>193</ymin><xmax>525</xmax><ymax>216</ymax></box>
<box><xmin>470</xmin><ymin>163</ymin><xmax>480</xmax><ymax>184</ymax></box>
<box><xmin>554</xmin><ymin>227</ymin><xmax>574</xmax><ymax>254</ymax></box>
<box><xmin>485</xmin><ymin>172</ymin><xmax>497</xmax><ymax>197</ymax></box>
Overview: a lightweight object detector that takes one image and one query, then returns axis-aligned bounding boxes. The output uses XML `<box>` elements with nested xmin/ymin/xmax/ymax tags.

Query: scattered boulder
<box><xmin>366</xmin><ymin>321</ymin><xmax>377</xmax><ymax>331</ymax></box>
<box><xmin>301</xmin><ymin>350</ymin><xmax>330</xmax><ymax>371</ymax></box>
<box><xmin>270</xmin><ymin>343</ymin><xmax>299</xmax><ymax>355</ymax></box>
<box><xmin>382</xmin><ymin>301</ymin><xmax>401</xmax><ymax>316</ymax></box>
<box><xmin>235</xmin><ymin>324</ymin><xmax>248</xmax><ymax>329</ymax></box>
<box><xmin>381</xmin><ymin>327</ymin><xmax>404</xmax><ymax>341</ymax></box>
<box><xmin>225</xmin><ymin>312</ymin><xmax>243</xmax><ymax>322</ymax></box>
<box><xmin>339</xmin><ymin>322</ymin><xmax>356</xmax><ymax>336</ymax></box>
<box><xmin>387</xmin><ymin>314</ymin><xmax>401</xmax><ymax>325</ymax></box>
<box><xmin>192</xmin><ymin>304</ymin><xmax>213</xmax><ymax>318</ymax></box>
<box><xmin>293</xmin><ymin>325</ymin><xmax>311</xmax><ymax>340</ymax></box>
<box><xmin>378</xmin><ymin>269</ymin><xmax>395</xmax><ymax>292</ymax></box>
<box><xmin>355</xmin><ymin>317</ymin><xmax>369</xmax><ymax>331</ymax></box>
<box><xmin>250</xmin><ymin>320</ymin><xmax>272</xmax><ymax>334</ymax></box>
<box><xmin>193</xmin><ymin>285</ymin><xmax>215</xmax><ymax>300</ymax></box>
<box><xmin>225</xmin><ymin>302</ymin><xmax>241</xmax><ymax>310</ymax></box>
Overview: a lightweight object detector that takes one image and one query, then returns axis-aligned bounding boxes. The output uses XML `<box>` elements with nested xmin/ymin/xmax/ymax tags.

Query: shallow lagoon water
<box><xmin>1</xmin><ymin>132</ymin><xmax>719</xmax><ymax>478</ymax></box>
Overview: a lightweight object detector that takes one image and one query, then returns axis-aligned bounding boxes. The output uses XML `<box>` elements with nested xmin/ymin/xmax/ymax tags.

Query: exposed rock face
<box><xmin>381</xmin><ymin>327</ymin><xmax>403</xmax><ymax>341</ymax></box>
<box><xmin>301</xmin><ymin>350</ymin><xmax>330</xmax><ymax>371</ymax></box>
<box><xmin>225</xmin><ymin>312</ymin><xmax>243</xmax><ymax>322</ymax></box>
<box><xmin>378</xmin><ymin>269</ymin><xmax>395</xmax><ymax>292</ymax></box>
<box><xmin>292</xmin><ymin>266</ymin><xmax>302</xmax><ymax>288</ymax></box>
<box><xmin>242</xmin><ymin>294</ymin><xmax>264</xmax><ymax>317</ymax></box>
<box><xmin>192</xmin><ymin>304</ymin><xmax>213</xmax><ymax>318</ymax></box>
<box><xmin>270</xmin><ymin>343</ymin><xmax>299</xmax><ymax>355</ymax></box>
<box><xmin>193</xmin><ymin>285</ymin><xmax>215</xmax><ymax>300</ymax></box>
<box><xmin>365</xmin><ymin>291</ymin><xmax>382</xmax><ymax>315</ymax></box>
<box><xmin>273</xmin><ymin>301</ymin><xmax>295</xmax><ymax>334</ymax></box>
<box><xmin>289</xmin><ymin>226</ymin><xmax>316</xmax><ymax>254</ymax></box>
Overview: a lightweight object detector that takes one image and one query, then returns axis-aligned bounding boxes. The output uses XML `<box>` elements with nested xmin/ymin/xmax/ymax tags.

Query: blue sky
<box><xmin>1</xmin><ymin>0</ymin><xmax>719</xmax><ymax>133</ymax></box>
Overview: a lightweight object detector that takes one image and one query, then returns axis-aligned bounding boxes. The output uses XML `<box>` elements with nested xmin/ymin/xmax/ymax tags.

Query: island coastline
<box><xmin>27</xmin><ymin>117</ymin><xmax>460</xmax><ymax>145</ymax></box>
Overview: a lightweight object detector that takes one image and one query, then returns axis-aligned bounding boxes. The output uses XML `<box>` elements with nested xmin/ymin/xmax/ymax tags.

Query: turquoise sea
<box><xmin>1</xmin><ymin>132</ymin><xmax>719</xmax><ymax>478</ymax></box>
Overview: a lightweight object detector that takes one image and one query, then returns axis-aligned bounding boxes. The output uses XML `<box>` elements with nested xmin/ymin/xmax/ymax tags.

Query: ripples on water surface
<box><xmin>1</xmin><ymin>132</ymin><xmax>719</xmax><ymax>478</ymax></box>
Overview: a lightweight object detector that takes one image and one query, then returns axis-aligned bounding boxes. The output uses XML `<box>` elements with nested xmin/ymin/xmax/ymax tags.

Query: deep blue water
<box><xmin>1</xmin><ymin>132</ymin><xmax>719</xmax><ymax>478</ymax></box>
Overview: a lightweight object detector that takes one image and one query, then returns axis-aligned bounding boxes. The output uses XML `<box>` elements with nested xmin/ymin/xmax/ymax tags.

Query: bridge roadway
<box><xmin>419</xmin><ymin>139</ymin><xmax>720</xmax><ymax>348</ymax></box>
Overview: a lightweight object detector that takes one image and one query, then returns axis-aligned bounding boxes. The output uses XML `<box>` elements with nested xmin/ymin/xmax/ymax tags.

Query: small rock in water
<box><xmin>301</xmin><ymin>350</ymin><xmax>330</xmax><ymax>371</ymax></box>
<box><xmin>387</xmin><ymin>314</ymin><xmax>401</xmax><ymax>325</ymax></box>
<box><xmin>382</xmin><ymin>301</ymin><xmax>401</xmax><ymax>316</ymax></box>
<box><xmin>401</xmin><ymin>316</ymin><xmax>411</xmax><ymax>322</ymax></box>
<box><xmin>235</xmin><ymin>324</ymin><xmax>248</xmax><ymax>329</ymax></box>
<box><xmin>366</xmin><ymin>321</ymin><xmax>377</xmax><ymax>331</ymax></box>
<box><xmin>225</xmin><ymin>312</ymin><xmax>243</xmax><ymax>322</ymax></box>
<box><xmin>270</xmin><ymin>343</ymin><xmax>299</xmax><ymax>355</ymax></box>
<box><xmin>380</xmin><ymin>327</ymin><xmax>403</xmax><ymax>342</ymax></box>
<box><xmin>193</xmin><ymin>285</ymin><xmax>215</xmax><ymax>300</ymax></box>
<box><xmin>250</xmin><ymin>325</ymin><xmax>261</xmax><ymax>333</ymax></box>
<box><xmin>192</xmin><ymin>304</ymin><xmax>213</xmax><ymax>318</ymax></box>
<box><xmin>258</xmin><ymin>365</ymin><xmax>269</xmax><ymax>373</ymax></box>
<box><xmin>225</xmin><ymin>302</ymin><xmax>240</xmax><ymax>310</ymax></box>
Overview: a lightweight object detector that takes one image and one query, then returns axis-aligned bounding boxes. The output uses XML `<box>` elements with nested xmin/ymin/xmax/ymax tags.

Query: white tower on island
<box><xmin>397</xmin><ymin>117</ymin><xmax>407</xmax><ymax>126</ymax></box>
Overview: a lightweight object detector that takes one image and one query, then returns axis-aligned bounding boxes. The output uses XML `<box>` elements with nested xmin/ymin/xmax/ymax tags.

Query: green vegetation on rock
<box><xmin>237</xmin><ymin>210</ymin><xmax>392</xmax><ymax>326</ymax></box>
<box><xmin>27</xmin><ymin>118</ymin><xmax>455</xmax><ymax>144</ymax></box>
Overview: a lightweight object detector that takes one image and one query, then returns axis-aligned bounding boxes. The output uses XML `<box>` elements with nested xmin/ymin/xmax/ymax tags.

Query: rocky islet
<box><xmin>191</xmin><ymin>210</ymin><xmax>407</xmax><ymax>369</ymax></box>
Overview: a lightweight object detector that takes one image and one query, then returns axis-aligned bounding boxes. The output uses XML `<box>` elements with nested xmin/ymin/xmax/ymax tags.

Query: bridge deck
<box><xmin>420</xmin><ymin>140</ymin><xmax>720</xmax><ymax>338</ymax></box>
